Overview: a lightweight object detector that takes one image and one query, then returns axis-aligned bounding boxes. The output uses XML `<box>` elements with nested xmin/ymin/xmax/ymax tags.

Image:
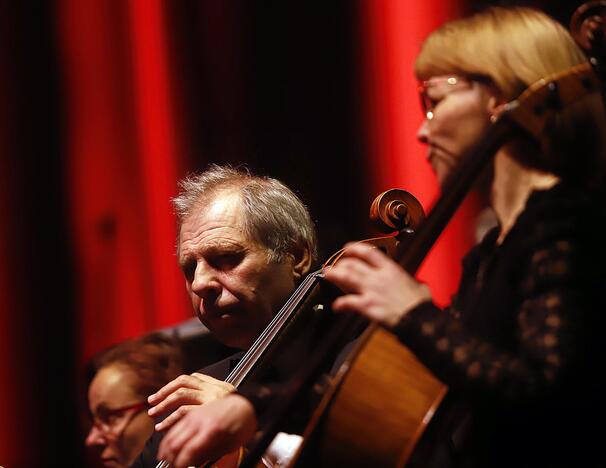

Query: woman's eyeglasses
<box><xmin>90</xmin><ymin>401</ymin><xmax>148</xmax><ymax>437</ymax></box>
<box><xmin>418</xmin><ymin>76</ymin><xmax>482</xmax><ymax>120</ymax></box>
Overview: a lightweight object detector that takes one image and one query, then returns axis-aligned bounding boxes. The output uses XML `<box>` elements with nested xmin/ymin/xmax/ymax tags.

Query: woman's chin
<box><xmin>101</xmin><ymin>458</ymin><xmax>124</xmax><ymax>468</ymax></box>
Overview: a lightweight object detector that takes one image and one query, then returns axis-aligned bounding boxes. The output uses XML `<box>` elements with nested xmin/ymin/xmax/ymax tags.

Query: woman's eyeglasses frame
<box><xmin>90</xmin><ymin>401</ymin><xmax>148</xmax><ymax>438</ymax></box>
<box><xmin>418</xmin><ymin>75</ymin><xmax>492</xmax><ymax>120</ymax></box>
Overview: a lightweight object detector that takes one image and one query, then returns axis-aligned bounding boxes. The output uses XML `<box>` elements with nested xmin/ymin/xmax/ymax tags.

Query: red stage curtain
<box><xmin>57</xmin><ymin>0</ymin><xmax>191</xmax><ymax>366</ymax></box>
<box><xmin>359</xmin><ymin>0</ymin><xmax>480</xmax><ymax>305</ymax></box>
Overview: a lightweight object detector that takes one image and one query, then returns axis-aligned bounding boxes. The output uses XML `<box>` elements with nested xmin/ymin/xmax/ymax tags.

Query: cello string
<box><xmin>225</xmin><ymin>269</ymin><xmax>323</xmax><ymax>386</ymax></box>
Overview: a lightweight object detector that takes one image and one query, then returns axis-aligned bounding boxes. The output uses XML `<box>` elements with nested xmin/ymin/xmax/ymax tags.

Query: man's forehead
<box><xmin>181</xmin><ymin>192</ymin><xmax>242</xmax><ymax>230</ymax></box>
<box><xmin>197</xmin><ymin>189</ymin><xmax>241</xmax><ymax>216</ymax></box>
<box><xmin>178</xmin><ymin>192</ymin><xmax>253</xmax><ymax>253</ymax></box>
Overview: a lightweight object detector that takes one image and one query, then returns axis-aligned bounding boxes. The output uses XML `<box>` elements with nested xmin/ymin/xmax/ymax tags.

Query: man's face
<box><xmin>417</xmin><ymin>75</ymin><xmax>498</xmax><ymax>186</ymax></box>
<box><xmin>178</xmin><ymin>192</ymin><xmax>300</xmax><ymax>349</ymax></box>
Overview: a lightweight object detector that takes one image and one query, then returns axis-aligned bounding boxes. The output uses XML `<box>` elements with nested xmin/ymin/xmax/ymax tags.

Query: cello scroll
<box><xmin>369</xmin><ymin>189</ymin><xmax>425</xmax><ymax>234</ymax></box>
<box><xmin>323</xmin><ymin>189</ymin><xmax>425</xmax><ymax>268</ymax></box>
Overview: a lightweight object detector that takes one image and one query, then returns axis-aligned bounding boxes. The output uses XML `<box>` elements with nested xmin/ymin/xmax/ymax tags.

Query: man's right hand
<box><xmin>147</xmin><ymin>373</ymin><xmax>235</xmax><ymax>432</ymax></box>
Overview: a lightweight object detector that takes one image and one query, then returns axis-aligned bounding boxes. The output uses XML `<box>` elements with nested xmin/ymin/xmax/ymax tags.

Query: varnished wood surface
<box><xmin>294</xmin><ymin>323</ymin><xmax>447</xmax><ymax>467</ymax></box>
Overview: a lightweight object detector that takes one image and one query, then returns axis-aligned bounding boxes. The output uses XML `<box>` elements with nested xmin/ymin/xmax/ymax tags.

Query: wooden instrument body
<box><xmin>294</xmin><ymin>324</ymin><xmax>447</xmax><ymax>467</ymax></box>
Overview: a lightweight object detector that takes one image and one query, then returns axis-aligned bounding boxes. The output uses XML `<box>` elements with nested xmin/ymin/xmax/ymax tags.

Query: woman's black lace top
<box><xmin>393</xmin><ymin>183</ymin><xmax>606</xmax><ymax>466</ymax></box>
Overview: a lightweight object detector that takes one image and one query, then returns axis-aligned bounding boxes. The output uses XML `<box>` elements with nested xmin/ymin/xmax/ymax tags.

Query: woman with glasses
<box><xmin>325</xmin><ymin>5</ymin><xmax>606</xmax><ymax>467</ymax></box>
<box><xmin>85</xmin><ymin>333</ymin><xmax>184</xmax><ymax>467</ymax></box>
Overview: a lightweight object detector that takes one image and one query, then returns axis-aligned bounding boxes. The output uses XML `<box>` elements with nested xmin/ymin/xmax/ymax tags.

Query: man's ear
<box><xmin>289</xmin><ymin>245</ymin><xmax>312</xmax><ymax>280</ymax></box>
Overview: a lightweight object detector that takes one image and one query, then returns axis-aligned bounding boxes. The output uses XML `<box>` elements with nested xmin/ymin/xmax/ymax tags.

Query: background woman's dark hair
<box><xmin>87</xmin><ymin>332</ymin><xmax>185</xmax><ymax>399</ymax></box>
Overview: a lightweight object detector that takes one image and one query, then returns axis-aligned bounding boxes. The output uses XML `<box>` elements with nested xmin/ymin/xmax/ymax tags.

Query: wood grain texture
<box><xmin>298</xmin><ymin>324</ymin><xmax>447</xmax><ymax>467</ymax></box>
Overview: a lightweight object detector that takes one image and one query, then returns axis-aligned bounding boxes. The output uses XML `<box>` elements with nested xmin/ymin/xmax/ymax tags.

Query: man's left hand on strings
<box><xmin>147</xmin><ymin>372</ymin><xmax>235</xmax><ymax>432</ymax></box>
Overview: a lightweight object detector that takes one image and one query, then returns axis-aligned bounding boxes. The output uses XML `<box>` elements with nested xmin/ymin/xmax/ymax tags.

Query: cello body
<box><xmin>294</xmin><ymin>324</ymin><xmax>447</xmax><ymax>467</ymax></box>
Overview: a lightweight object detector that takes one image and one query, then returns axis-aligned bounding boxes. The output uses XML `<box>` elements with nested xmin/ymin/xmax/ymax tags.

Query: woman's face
<box><xmin>86</xmin><ymin>364</ymin><xmax>154</xmax><ymax>467</ymax></box>
<box><xmin>416</xmin><ymin>75</ymin><xmax>500</xmax><ymax>186</ymax></box>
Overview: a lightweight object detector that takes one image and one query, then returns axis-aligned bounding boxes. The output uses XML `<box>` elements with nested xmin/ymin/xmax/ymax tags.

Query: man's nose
<box><xmin>85</xmin><ymin>426</ymin><xmax>106</xmax><ymax>447</ymax></box>
<box><xmin>191</xmin><ymin>262</ymin><xmax>221</xmax><ymax>301</ymax></box>
<box><xmin>416</xmin><ymin>119</ymin><xmax>429</xmax><ymax>144</ymax></box>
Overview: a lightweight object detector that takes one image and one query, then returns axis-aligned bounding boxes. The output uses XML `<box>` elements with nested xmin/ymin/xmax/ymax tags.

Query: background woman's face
<box><xmin>417</xmin><ymin>75</ymin><xmax>498</xmax><ymax>185</ymax></box>
<box><xmin>86</xmin><ymin>364</ymin><xmax>154</xmax><ymax>467</ymax></box>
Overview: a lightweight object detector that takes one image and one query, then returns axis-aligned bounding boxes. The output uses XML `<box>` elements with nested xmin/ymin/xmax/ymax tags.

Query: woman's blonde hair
<box><xmin>416</xmin><ymin>6</ymin><xmax>606</xmax><ymax>189</ymax></box>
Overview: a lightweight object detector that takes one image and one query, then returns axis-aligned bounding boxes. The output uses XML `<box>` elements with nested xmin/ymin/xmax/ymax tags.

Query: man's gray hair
<box><xmin>172</xmin><ymin>164</ymin><xmax>318</xmax><ymax>265</ymax></box>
